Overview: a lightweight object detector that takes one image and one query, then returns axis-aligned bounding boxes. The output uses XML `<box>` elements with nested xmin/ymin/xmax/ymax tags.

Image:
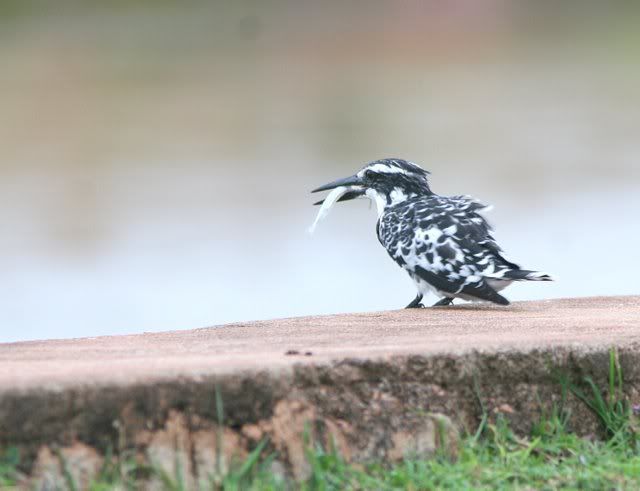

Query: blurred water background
<box><xmin>1</xmin><ymin>1</ymin><xmax>639</xmax><ymax>342</ymax></box>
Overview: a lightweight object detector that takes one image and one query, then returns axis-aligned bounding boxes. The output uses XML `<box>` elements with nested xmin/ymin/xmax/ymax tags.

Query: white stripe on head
<box><xmin>365</xmin><ymin>163</ymin><xmax>408</xmax><ymax>175</ymax></box>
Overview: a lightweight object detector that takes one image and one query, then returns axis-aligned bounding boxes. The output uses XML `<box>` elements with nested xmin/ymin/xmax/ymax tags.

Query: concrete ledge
<box><xmin>1</xmin><ymin>296</ymin><xmax>639</xmax><ymax>484</ymax></box>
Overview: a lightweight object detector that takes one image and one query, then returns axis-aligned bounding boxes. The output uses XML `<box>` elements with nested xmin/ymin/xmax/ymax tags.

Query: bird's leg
<box><xmin>405</xmin><ymin>293</ymin><xmax>424</xmax><ymax>309</ymax></box>
<box><xmin>432</xmin><ymin>297</ymin><xmax>454</xmax><ymax>307</ymax></box>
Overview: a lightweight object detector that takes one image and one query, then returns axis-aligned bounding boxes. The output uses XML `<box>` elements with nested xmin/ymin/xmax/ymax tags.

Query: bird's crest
<box><xmin>357</xmin><ymin>158</ymin><xmax>431</xmax><ymax>179</ymax></box>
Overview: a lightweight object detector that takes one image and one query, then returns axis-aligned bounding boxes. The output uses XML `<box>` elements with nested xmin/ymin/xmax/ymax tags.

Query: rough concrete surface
<box><xmin>1</xmin><ymin>296</ymin><xmax>639</xmax><ymax>487</ymax></box>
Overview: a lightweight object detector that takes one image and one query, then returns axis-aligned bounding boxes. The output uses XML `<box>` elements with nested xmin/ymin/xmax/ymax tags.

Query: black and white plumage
<box><xmin>311</xmin><ymin>158</ymin><xmax>552</xmax><ymax>307</ymax></box>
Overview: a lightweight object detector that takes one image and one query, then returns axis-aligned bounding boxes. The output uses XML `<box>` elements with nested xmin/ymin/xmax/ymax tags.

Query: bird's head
<box><xmin>312</xmin><ymin>158</ymin><xmax>432</xmax><ymax>213</ymax></box>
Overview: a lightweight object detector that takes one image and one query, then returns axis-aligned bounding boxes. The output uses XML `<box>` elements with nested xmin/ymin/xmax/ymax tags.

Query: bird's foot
<box><xmin>405</xmin><ymin>294</ymin><xmax>424</xmax><ymax>309</ymax></box>
<box><xmin>432</xmin><ymin>297</ymin><xmax>454</xmax><ymax>307</ymax></box>
<box><xmin>407</xmin><ymin>303</ymin><xmax>425</xmax><ymax>309</ymax></box>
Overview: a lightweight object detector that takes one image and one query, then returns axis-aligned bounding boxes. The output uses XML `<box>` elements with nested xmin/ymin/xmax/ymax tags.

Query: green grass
<box><xmin>0</xmin><ymin>447</ymin><xmax>20</xmax><ymax>487</ymax></box>
<box><xmin>568</xmin><ymin>348</ymin><xmax>638</xmax><ymax>449</ymax></box>
<box><xmin>2</xmin><ymin>349</ymin><xmax>639</xmax><ymax>490</ymax></box>
<box><xmin>3</xmin><ymin>425</ymin><xmax>639</xmax><ymax>490</ymax></box>
<box><xmin>324</xmin><ymin>421</ymin><xmax>640</xmax><ymax>490</ymax></box>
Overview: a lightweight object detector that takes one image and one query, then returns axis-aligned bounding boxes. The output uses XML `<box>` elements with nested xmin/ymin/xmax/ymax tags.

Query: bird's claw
<box><xmin>405</xmin><ymin>303</ymin><xmax>425</xmax><ymax>309</ymax></box>
<box><xmin>432</xmin><ymin>297</ymin><xmax>454</xmax><ymax>307</ymax></box>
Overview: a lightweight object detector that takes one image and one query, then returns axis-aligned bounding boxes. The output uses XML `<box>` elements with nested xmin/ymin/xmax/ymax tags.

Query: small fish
<box><xmin>308</xmin><ymin>185</ymin><xmax>361</xmax><ymax>234</ymax></box>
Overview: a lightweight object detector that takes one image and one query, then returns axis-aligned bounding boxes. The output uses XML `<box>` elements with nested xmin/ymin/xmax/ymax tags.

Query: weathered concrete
<box><xmin>1</xmin><ymin>296</ymin><xmax>640</xmax><ymax>486</ymax></box>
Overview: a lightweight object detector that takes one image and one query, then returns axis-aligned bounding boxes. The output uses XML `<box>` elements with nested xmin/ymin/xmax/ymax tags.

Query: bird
<box><xmin>311</xmin><ymin>158</ymin><xmax>552</xmax><ymax>308</ymax></box>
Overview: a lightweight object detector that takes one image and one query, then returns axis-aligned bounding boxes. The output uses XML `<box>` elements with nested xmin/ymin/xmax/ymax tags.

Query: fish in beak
<box><xmin>308</xmin><ymin>174</ymin><xmax>366</xmax><ymax>233</ymax></box>
<box><xmin>311</xmin><ymin>175</ymin><xmax>366</xmax><ymax>206</ymax></box>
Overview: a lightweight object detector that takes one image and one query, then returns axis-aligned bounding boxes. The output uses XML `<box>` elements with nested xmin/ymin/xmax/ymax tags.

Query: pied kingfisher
<box><xmin>311</xmin><ymin>158</ymin><xmax>552</xmax><ymax>307</ymax></box>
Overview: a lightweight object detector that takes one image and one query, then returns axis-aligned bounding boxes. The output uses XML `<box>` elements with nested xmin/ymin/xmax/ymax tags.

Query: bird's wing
<box><xmin>379</xmin><ymin>195</ymin><xmax>512</xmax><ymax>304</ymax></box>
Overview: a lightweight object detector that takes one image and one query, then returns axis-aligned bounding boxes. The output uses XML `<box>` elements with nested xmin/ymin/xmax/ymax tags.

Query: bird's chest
<box><xmin>377</xmin><ymin>211</ymin><xmax>415</xmax><ymax>250</ymax></box>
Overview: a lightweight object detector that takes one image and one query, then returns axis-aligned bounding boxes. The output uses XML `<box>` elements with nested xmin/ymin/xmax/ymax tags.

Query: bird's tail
<box><xmin>501</xmin><ymin>270</ymin><xmax>554</xmax><ymax>282</ymax></box>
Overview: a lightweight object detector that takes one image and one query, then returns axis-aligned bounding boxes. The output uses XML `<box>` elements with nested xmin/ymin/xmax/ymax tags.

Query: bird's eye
<box><xmin>365</xmin><ymin>170</ymin><xmax>377</xmax><ymax>180</ymax></box>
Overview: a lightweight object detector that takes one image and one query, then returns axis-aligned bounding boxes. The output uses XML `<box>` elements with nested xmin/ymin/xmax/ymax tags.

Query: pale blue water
<box><xmin>1</xmin><ymin>4</ymin><xmax>638</xmax><ymax>341</ymax></box>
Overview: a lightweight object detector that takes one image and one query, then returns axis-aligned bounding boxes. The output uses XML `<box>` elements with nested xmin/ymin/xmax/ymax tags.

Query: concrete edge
<box><xmin>2</xmin><ymin>343</ymin><xmax>639</xmax><ymax>485</ymax></box>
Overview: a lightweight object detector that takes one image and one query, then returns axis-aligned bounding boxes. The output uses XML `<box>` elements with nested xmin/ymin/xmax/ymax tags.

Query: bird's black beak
<box><xmin>311</xmin><ymin>175</ymin><xmax>366</xmax><ymax>206</ymax></box>
<box><xmin>311</xmin><ymin>175</ymin><xmax>363</xmax><ymax>193</ymax></box>
<box><xmin>312</xmin><ymin>189</ymin><xmax>365</xmax><ymax>206</ymax></box>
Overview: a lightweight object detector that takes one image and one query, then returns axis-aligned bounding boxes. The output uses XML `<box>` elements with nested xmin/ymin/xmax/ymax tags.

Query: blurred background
<box><xmin>1</xmin><ymin>1</ymin><xmax>639</xmax><ymax>342</ymax></box>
